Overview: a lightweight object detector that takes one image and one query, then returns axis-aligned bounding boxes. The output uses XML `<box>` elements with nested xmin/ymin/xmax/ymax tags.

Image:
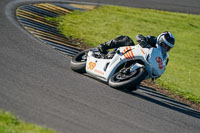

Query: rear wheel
<box><xmin>109</xmin><ymin>67</ymin><xmax>148</xmax><ymax>91</ymax></box>
<box><xmin>70</xmin><ymin>50</ymin><xmax>89</xmax><ymax>73</ymax></box>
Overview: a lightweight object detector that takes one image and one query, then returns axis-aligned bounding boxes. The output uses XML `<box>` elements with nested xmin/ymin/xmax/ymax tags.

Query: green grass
<box><xmin>49</xmin><ymin>5</ymin><xmax>200</xmax><ymax>103</ymax></box>
<box><xmin>0</xmin><ymin>110</ymin><xmax>56</xmax><ymax>133</ymax></box>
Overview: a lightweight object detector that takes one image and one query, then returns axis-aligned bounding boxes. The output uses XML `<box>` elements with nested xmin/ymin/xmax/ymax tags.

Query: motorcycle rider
<box><xmin>98</xmin><ymin>31</ymin><xmax>175</xmax><ymax>89</ymax></box>
<box><xmin>98</xmin><ymin>31</ymin><xmax>175</xmax><ymax>65</ymax></box>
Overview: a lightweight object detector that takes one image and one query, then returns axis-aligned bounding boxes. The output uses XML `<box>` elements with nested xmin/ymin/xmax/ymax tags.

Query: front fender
<box><xmin>130</xmin><ymin>63</ymin><xmax>144</xmax><ymax>72</ymax></box>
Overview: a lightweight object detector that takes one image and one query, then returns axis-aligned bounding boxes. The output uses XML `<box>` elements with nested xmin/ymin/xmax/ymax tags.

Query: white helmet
<box><xmin>157</xmin><ymin>31</ymin><xmax>175</xmax><ymax>52</ymax></box>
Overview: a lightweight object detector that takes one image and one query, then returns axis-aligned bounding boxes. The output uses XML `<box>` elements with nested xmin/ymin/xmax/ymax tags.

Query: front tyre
<box><xmin>70</xmin><ymin>50</ymin><xmax>89</xmax><ymax>73</ymax></box>
<box><xmin>108</xmin><ymin>67</ymin><xmax>148</xmax><ymax>91</ymax></box>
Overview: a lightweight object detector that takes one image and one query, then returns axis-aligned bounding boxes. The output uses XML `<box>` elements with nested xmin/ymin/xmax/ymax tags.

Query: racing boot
<box><xmin>97</xmin><ymin>42</ymin><xmax>110</xmax><ymax>54</ymax></box>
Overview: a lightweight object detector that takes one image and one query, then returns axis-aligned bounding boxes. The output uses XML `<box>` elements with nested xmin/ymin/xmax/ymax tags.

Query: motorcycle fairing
<box><xmin>85</xmin><ymin>44</ymin><xmax>166</xmax><ymax>82</ymax></box>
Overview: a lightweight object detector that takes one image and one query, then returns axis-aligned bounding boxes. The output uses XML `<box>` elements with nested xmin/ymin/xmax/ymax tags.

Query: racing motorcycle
<box><xmin>70</xmin><ymin>44</ymin><xmax>167</xmax><ymax>91</ymax></box>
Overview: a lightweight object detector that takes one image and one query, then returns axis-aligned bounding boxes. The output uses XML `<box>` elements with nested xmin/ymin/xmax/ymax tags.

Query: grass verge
<box><xmin>0</xmin><ymin>110</ymin><xmax>56</xmax><ymax>133</ymax></box>
<box><xmin>48</xmin><ymin>5</ymin><xmax>200</xmax><ymax>104</ymax></box>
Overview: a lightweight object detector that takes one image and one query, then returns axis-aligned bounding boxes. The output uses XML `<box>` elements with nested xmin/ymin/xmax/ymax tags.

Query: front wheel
<box><xmin>70</xmin><ymin>50</ymin><xmax>89</xmax><ymax>73</ymax></box>
<box><xmin>108</xmin><ymin>67</ymin><xmax>148</xmax><ymax>91</ymax></box>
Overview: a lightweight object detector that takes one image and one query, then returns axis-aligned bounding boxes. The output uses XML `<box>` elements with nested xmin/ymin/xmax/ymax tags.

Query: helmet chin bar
<box><xmin>160</xmin><ymin>42</ymin><xmax>171</xmax><ymax>52</ymax></box>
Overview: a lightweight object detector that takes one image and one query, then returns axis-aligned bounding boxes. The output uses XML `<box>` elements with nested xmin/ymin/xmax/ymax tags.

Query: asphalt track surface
<box><xmin>1</xmin><ymin>0</ymin><xmax>200</xmax><ymax>133</ymax></box>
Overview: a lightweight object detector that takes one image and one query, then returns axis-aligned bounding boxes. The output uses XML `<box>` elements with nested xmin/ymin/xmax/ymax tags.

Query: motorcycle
<box><xmin>70</xmin><ymin>44</ymin><xmax>167</xmax><ymax>91</ymax></box>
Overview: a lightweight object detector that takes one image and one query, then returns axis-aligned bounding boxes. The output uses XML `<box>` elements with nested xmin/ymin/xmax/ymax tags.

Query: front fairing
<box><xmin>146</xmin><ymin>46</ymin><xmax>167</xmax><ymax>78</ymax></box>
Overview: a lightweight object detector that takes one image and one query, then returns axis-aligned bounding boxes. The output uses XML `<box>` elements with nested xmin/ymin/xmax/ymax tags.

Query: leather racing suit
<box><xmin>98</xmin><ymin>35</ymin><xmax>157</xmax><ymax>53</ymax></box>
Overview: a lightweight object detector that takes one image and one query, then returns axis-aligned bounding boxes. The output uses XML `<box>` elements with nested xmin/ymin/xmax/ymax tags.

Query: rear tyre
<box><xmin>109</xmin><ymin>67</ymin><xmax>148</xmax><ymax>91</ymax></box>
<box><xmin>70</xmin><ymin>50</ymin><xmax>89</xmax><ymax>73</ymax></box>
